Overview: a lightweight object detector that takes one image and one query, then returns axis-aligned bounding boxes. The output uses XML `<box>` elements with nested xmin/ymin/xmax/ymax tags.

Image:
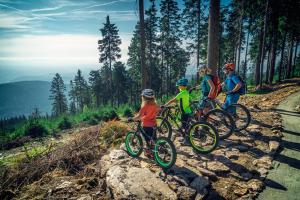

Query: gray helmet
<box><xmin>141</xmin><ymin>89</ymin><xmax>155</xmax><ymax>98</ymax></box>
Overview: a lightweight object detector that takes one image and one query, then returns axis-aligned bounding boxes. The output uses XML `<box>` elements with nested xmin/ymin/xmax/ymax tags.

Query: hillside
<box><xmin>0</xmin><ymin>81</ymin><xmax>52</xmax><ymax>119</ymax></box>
<box><xmin>0</xmin><ymin>80</ymin><xmax>299</xmax><ymax>200</ymax></box>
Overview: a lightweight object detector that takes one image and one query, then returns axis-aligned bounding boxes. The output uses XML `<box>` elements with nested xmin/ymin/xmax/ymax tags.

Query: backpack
<box><xmin>208</xmin><ymin>75</ymin><xmax>222</xmax><ymax>99</ymax></box>
<box><xmin>229</xmin><ymin>75</ymin><xmax>247</xmax><ymax>95</ymax></box>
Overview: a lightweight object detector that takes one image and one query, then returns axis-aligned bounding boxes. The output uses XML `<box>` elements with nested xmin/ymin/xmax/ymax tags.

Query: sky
<box><xmin>0</xmin><ymin>0</ymin><xmax>230</xmax><ymax>83</ymax></box>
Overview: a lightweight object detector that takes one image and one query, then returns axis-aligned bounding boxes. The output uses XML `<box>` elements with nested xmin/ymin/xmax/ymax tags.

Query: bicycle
<box><xmin>158</xmin><ymin>106</ymin><xmax>219</xmax><ymax>154</ymax></box>
<box><xmin>190</xmin><ymin>92</ymin><xmax>251</xmax><ymax>133</ymax></box>
<box><xmin>124</xmin><ymin>120</ymin><xmax>177</xmax><ymax>169</ymax></box>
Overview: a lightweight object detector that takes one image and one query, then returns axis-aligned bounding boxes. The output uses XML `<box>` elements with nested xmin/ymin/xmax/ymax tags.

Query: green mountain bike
<box><xmin>124</xmin><ymin>120</ymin><xmax>177</xmax><ymax>169</ymax></box>
<box><xmin>157</xmin><ymin>106</ymin><xmax>219</xmax><ymax>154</ymax></box>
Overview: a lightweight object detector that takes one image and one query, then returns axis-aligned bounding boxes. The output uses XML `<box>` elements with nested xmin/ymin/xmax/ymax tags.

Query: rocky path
<box><xmin>258</xmin><ymin>91</ymin><xmax>300</xmax><ymax>200</ymax></box>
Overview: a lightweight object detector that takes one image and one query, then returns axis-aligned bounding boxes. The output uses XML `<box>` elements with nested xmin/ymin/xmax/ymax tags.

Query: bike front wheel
<box><xmin>154</xmin><ymin>137</ymin><xmax>177</xmax><ymax>169</ymax></box>
<box><xmin>188</xmin><ymin>122</ymin><xmax>219</xmax><ymax>154</ymax></box>
<box><xmin>125</xmin><ymin>132</ymin><xmax>143</xmax><ymax>158</ymax></box>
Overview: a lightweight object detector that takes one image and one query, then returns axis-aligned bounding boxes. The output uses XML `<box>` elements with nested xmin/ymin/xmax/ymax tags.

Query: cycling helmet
<box><xmin>141</xmin><ymin>89</ymin><xmax>155</xmax><ymax>98</ymax></box>
<box><xmin>176</xmin><ymin>78</ymin><xmax>188</xmax><ymax>87</ymax></box>
<box><xmin>224</xmin><ymin>63</ymin><xmax>235</xmax><ymax>71</ymax></box>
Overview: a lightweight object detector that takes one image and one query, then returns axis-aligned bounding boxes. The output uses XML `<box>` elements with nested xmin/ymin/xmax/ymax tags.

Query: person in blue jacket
<box><xmin>222</xmin><ymin>63</ymin><xmax>242</xmax><ymax>115</ymax></box>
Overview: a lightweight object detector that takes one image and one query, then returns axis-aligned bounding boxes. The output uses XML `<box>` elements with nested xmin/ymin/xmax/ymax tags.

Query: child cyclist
<box><xmin>191</xmin><ymin>67</ymin><xmax>216</xmax><ymax>119</ymax></box>
<box><xmin>163</xmin><ymin>78</ymin><xmax>192</xmax><ymax>145</ymax></box>
<box><xmin>130</xmin><ymin>89</ymin><xmax>159</xmax><ymax>157</ymax></box>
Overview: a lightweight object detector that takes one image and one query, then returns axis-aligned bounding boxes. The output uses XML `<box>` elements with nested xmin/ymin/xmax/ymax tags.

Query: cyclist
<box><xmin>131</xmin><ymin>89</ymin><xmax>159</xmax><ymax>158</ymax></box>
<box><xmin>222</xmin><ymin>63</ymin><xmax>242</xmax><ymax>115</ymax></box>
<box><xmin>163</xmin><ymin>78</ymin><xmax>192</xmax><ymax>145</ymax></box>
<box><xmin>192</xmin><ymin>67</ymin><xmax>216</xmax><ymax>119</ymax></box>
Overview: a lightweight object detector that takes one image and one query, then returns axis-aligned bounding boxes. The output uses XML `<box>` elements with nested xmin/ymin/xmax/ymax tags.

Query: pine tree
<box><xmin>98</xmin><ymin>15</ymin><xmax>122</xmax><ymax>105</ymax></box>
<box><xmin>49</xmin><ymin>73</ymin><xmax>68</xmax><ymax>116</ymax></box>
<box><xmin>113</xmin><ymin>61</ymin><xmax>128</xmax><ymax>106</ymax></box>
<box><xmin>68</xmin><ymin>80</ymin><xmax>77</xmax><ymax>113</ymax></box>
<box><xmin>74</xmin><ymin>69</ymin><xmax>91</xmax><ymax>111</ymax></box>
<box><xmin>89</xmin><ymin>70</ymin><xmax>102</xmax><ymax>107</ymax></box>
<box><xmin>160</xmin><ymin>0</ymin><xmax>187</xmax><ymax>94</ymax></box>
<box><xmin>145</xmin><ymin>0</ymin><xmax>161</xmax><ymax>95</ymax></box>
<box><xmin>182</xmin><ymin>0</ymin><xmax>207</xmax><ymax>80</ymax></box>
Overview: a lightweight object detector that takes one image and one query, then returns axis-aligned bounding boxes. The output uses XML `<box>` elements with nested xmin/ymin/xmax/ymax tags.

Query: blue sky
<box><xmin>0</xmin><ymin>0</ymin><xmax>230</xmax><ymax>83</ymax></box>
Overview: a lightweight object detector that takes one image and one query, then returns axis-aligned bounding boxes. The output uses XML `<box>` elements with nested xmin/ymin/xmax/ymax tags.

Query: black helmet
<box><xmin>141</xmin><ymin>89</ymin><xmax>155</xmax><ymax>98</ymax></box>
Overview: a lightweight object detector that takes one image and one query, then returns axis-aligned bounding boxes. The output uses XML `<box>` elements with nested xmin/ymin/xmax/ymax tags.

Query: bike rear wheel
<box><xmin>225</xmin><ymin>103</ymin><xmax>251</xmax><ymax>131</ymax></box>
<box><xmin>154</xmin><ymin>137</ymin><xmax>177</xmax><ymax>169</ymax></box>
<box><xmin>125</xmin><ymin>132</ymin><xmax>143</xmax><ymax>157</ymax></box>
<box><xmin>188</xmin><ymin>122</ymin><xmax>219</xmax><ymax>154</ymax></box>
<box><xmin>203</xmin><ymin>109</ymin><xmax>234</xmax><ymax>139</ymax></box>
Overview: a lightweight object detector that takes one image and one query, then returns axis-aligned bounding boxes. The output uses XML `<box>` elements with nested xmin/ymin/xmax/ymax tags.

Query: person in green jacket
<box><xmin>163</xmin><ymin>78</ymin><xmax>192</xmax><ymax>145</ymax></box>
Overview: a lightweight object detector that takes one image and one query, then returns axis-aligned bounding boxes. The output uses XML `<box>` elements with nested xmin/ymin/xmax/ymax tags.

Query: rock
<box><xmin>77</xmin><ymin>195</ymin><xmax>93</xmax><ymax>200</ymax></box>
<box><xmin>190</xmin><ymin>176</ymin><xmax>210</xmax><ymax>193</ymax></box>
<box><xmin>233</xmin><ymin>145</ymin><xmax>249</xmax><ymax>152</ymax></box>
<box><xmin>257</xmin><ymin>168</ymin><xmax>268</xmax><ymax>178</ymax></box>
<box><xmin>55</xmin><ymin>181</ymin><xmax>72</xmax><ymax>190</ymax></box>
<box><xmin>225</xmin><ymin>149</ymin><xmax>239</xmax><ymax>160</ymax></box>
<box><xmin>234</xmin><ymin>188</ymin><xmax>248</xmax><ymax>196</ymax></box>
<box><xmin>196</xmin><ymin>167</ymin><xmax>218</xmax><ymax>181</ymax></box>
<box><xmin>247</xmin><ymin>124</ymin><xmax>262</xmax><ymax>133</ymax></box>
<box><xmin>207</xmin><ymin>161</ymin><xmax>230</xmax><ymax>173</ymax></box>
<box><xmin>295</xmin><ymin>105</ymin><xmax>300</xmax><ymax>112</ymax></box>
<box><xmin>106</xmin><ymin>166</ymin><xmax>177</xmax><ymax>200</ymax></box>
<box><xmin>253</xmin><ymin>156</ymin><xmax>273</xmax><ymax>169</ymax></box>
<box><xmin>119</xmin><ymin>143</ymin><xmax>126</xmax><ymax>151</ymax></box>
<box><xmin>176</xmin><ymin>186</ymin><xmax>196</xmax><ymax>200</ymax></box>
<box><xmin>195</xmin><ymin>192</ymin><xmax>207</xmax><ymax>200</ymax></box>
<box><xmin>241</xmin><ymin>172</ymin><xmax>252</xmax><ymax>181</ymax></box>
<box><xmin>109</xmin><ymin>149</ymin><xmax>128</xmax><ymax>161</ymax></box>
<box><xmin>173</xmin><ymin>175</ymin><xmax>190</xmax><ymax>186</ymax></box>
<box><xmin>248</xmin><ymin>179</ymin><xmax>264</xmax><ymax>192</ymax></box>
<box><xmin>170</xmin><ymin>166</ymin><xmax>198</xmax><ymax>182</ymax></box>
<box><xmin>269</xmin><ymin>140</ymin><xmax>280</xmax><ymax>152</ymax></box>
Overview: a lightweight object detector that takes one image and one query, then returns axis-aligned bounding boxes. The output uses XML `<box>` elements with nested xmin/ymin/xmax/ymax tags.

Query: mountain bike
<box><xmin>158</xmin><ymin>106</ymin><xmax>219</xmax><ymax>154</ymax></box>
<box><xmin>190</xmin><ymin>95</ymin><xmax>251</xmax><ymax>133</ymax></box>
<box><xmin>124</xmin><ymin>120</ymin><xmax>177</xmax><ymax>169</ymax></box>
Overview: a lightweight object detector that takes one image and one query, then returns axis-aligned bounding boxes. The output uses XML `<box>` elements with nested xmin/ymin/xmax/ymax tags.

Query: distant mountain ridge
<box><xmin>0</xmin><ymin>81</ymin><xmax>52</xmax><ymax>119</ymax></box>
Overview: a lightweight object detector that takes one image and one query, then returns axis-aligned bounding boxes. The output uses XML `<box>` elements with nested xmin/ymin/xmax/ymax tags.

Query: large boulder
<box><xmin>106</xmin><ymin>165</ymin><xmax>177</xmax><ymax>200</ymax></box>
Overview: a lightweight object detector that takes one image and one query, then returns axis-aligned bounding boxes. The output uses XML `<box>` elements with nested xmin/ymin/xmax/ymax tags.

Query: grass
<box><xmin>0</xmin><ymin>105</ymin><xmax>122</xmax><ymax>148</ymax></box>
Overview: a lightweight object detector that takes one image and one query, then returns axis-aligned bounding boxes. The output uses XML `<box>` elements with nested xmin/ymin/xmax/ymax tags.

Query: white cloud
<box><xmin>0</xmin><ymin>33</ymin><xmax>132</xmax><ymax>69</ymax></box>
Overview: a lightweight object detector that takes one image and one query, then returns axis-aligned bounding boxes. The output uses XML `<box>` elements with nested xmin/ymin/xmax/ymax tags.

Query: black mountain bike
<box><xmin>124</xmin><ymin>120</ymin><xmax>177</xmax><ymax>169</ymax></box>
<box><xmin>157</xmin><ymin>106</ymin><xmax>219</xmax><ymax>154</ymax></box>
<box><xmin>190</xmin><ymin>96</ymin><xmax>251</xmax><ymax>132</ymax></box>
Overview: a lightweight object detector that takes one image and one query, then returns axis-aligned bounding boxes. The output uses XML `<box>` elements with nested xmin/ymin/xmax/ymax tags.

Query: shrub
<box><xmin>99</xmin><ymin>121</ymin><xmax>129</xmax><ymax>148</ymax></box>
<box><xmin>58</xmin><ymin>117</ymin><xmax>72</xmax><ymax>130</ymax></box>
<box><xmin>102</xmin><ymin>109</ymin><xmax>119</xmax><ymax>121</ymax></box>
<box><xmin>123</xmin><ymin>107</ymin><xmax>133</xmax><ymax>118</ymax></box>
<box><xmin>24</xmin><ymin>120</ymin><xmax>48</xmax><ymax>138</ymax></box>
<box><xmin>88</xmin><ymin>117</ymin><xmax>99</xmax><ymax>125</ymax></box>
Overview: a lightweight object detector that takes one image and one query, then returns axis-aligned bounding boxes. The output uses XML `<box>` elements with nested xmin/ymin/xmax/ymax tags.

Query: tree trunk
<box><xmin>268</xmin><ymin>0</ymin><xmax>278</xmax><ymax>84</ymax></box>
<box><xmin>286</xmin><ymin>36</ymin><xmax>294</xmax><ymax>78</ymax></box>
<box><xmin>237</xmin><ymin>0</ymin><xmax>244</xmax><ymax>75</ymax></box>
<box><xmin>139</xmin><ymin>0</ymin><xmax>148</xmax><ymax>89</ymax></box>
<box><xmin>243</xmin><ymin>14</ymin><xmax>252</xmax><ymax>80</ymax></box>
<box><xmin>207</xmin><ymin>0</ymin><xmax>220</xmax><ymax>76</ymax></box>
<box><xmin>255</xmin><ymin>27</ymin><xmax>264</xmax><ymax>86</ymax></box>
<box><xmin>292</xmin><ymin>41</ymin><xmax>298</xmax><ymax>76</ymax></box>
<box><xmin>196</xmin><ymin>0</ymin><xmax>201</xmax><ymax>82</ymax></box>
<box><xmin>278</xmin><ymin>31</ymin><xmax>287</xmax><ymax>82</ymax></box>
<box><xmin>265</xmin><ymin>49</ymin><xmax>271</xmax><ymax>84</ymax></box>
<box><xmin>259</xmin><ymin>0</ymin><xmax>269</xmax><ymax>87</ymax></box>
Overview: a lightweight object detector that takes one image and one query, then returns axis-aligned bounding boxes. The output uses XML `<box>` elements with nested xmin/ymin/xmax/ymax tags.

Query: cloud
<box><xmin>0</xmin><ymin>33</ymin><xmax>132</xmax><ymax>68</ymax></box>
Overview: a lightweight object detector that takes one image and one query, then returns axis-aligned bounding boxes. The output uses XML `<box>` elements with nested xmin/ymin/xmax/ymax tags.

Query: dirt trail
<box><xmin>258</xmin><ymin>91</ymin><xmax>300</xmax><ymax>200</ymax></box>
